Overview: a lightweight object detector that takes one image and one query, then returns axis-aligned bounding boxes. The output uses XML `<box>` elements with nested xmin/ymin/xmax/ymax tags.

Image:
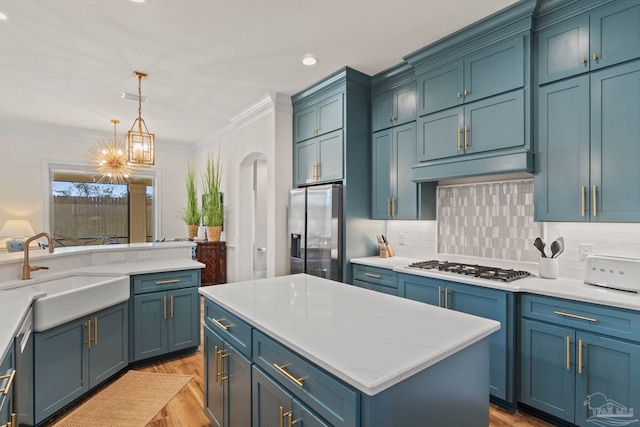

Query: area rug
<box><xmin>53</xmin><ymin>371</ymin><xmax>193</xmax><ymax>427</ymax></box>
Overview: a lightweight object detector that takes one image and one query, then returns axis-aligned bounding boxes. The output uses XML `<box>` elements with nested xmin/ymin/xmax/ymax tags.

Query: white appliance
<box><xmin>584</xmin><ymin>255</ymin><xmax>640</xmax><ymax>293</ymax></box>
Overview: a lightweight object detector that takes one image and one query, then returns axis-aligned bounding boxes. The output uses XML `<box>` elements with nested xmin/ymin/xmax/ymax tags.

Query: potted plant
<box><xmin>202</xmin><ymin>151</ymin><xmax>224</xmax><ymax>242</ymax></box>
<box><xmin>181</xmin><ymin>162</ymin><xmax>201</xmax><ymax>239</ymax></box>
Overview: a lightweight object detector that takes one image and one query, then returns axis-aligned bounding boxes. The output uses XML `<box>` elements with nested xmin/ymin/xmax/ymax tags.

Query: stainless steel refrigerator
<box><xmin>288</xmin><ymin>183</ymin><xmax>343</xmax><ymax>282</ymax></box>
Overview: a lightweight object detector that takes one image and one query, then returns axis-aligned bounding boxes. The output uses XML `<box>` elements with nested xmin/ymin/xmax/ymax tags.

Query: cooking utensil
<box><xmin>551</xmin><ymin>237</ymin><xmax>564</xmax><ymax>258</ymax></box>
<box><xmin>534</xmin><ymin>237</ymin><xmax>547</xmax><ymax>257</ymax></box>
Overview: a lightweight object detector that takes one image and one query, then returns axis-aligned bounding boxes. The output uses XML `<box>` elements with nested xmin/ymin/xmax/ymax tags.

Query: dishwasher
<box><xmin>15</xmin><ymin>308</ymin><xmax>33</xmax><ymax>427</ymax></box>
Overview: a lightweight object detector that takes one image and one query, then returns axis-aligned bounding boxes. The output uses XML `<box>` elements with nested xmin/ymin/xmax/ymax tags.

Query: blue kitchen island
<box><xmin>199</xmin><ymin>273</ymin><xmax>500</xmax><ymax>427</ymax></box>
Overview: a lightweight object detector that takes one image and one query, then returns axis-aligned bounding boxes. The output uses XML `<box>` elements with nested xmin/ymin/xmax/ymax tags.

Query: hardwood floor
<box><xmin>53</xmin><ymin>297</ymin><xmax>556</xmax><ymax>426</ymax></box>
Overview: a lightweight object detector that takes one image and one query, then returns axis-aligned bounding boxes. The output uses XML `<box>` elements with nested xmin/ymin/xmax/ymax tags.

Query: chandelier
<box><xmin>126</xmin><ymin>71</ymin><xmax>155</xmax><ymax>166</ymax></box>
<box><xmin>89</xmin><ymin>119</ymin><xmax>138</xmax><ymax>184</ymax></box>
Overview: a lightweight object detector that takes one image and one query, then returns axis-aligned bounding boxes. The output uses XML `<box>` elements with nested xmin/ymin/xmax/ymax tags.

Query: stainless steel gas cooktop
<box><xmin>407</xmin><ymin>260</ymin><xmax>531</xmax><ymax>283</ymax></box>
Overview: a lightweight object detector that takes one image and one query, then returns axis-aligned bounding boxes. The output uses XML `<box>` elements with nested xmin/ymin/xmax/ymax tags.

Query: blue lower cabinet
<box><xmin>205</xmin><ymin>325</ymin><xmax>252</xmax><ymax>427</ymax></box>
<box><xmin>352</xmin><ymin>265</ymin><xmax>398</xmax><ymax>296</ymax></box>
<box><xmin>0</xmin><ymin>346</ymin><xmax>15</xmax><ymax>426</ymax></box>
<box><xmin>34</xmin><ymin>303</ymin><xmax>128</xmax><ymax>425</ymax></box>
<box><xmin>520</xmin><ymin>295</ymin><xmax>640</xmax><ymax>426</ymax></box>
<box><xmin>398</xmin><ymin>273</ymin><xmax>514</xmax><ymax>403</ymax></box>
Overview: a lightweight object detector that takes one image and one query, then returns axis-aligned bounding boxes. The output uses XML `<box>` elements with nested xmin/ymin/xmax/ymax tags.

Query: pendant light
<box><xmin>90</xmin><ymin>119</ymin><xmax>138</xmax><ymax>184</ymax></box>
<box><xmin>126</xmin><ymin>71</ymin><xmax>155</xmax><ymax>166</ymax></box>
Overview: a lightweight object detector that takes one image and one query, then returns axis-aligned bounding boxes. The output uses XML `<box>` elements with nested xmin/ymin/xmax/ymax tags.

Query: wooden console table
<box><xmin>195</xmin><ymin>241</ymin><xmax>226</xmax><ymax>286</ymax></box>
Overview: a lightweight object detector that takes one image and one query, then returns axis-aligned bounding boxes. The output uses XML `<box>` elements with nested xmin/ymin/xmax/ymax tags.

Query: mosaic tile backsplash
<box><xmin>438</xmin><ymin>180</ymin><xmax>541</xmax><ymax>262</ymax></box>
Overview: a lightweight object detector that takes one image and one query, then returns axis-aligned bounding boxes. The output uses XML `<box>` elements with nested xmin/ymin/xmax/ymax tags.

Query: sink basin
<box><xmin>32</xmin><ymin>275</ymin><xmax>129</xmax><ymax>332</ymax></box>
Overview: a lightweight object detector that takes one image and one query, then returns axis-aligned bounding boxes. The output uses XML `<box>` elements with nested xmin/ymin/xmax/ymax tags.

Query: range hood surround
<box><xmin>412</xmin><ymin>149</ymin><xmax>534</xmax><ymax>183</ymax></box>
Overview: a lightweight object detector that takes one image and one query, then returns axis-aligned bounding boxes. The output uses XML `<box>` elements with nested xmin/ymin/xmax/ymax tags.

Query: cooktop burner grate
<box><xmin>407</xmin><ymin>260</ymin><xmax>531</xmax><ymax>283</ymax></box>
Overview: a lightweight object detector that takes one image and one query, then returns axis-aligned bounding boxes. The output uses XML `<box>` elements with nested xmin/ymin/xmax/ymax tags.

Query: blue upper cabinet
<box><xmin>417</xmin><ymin>36</ymin><xmax>524</xmax><ymax>116</ymax></box>
<box><xmin>371</xmin><ymin>80</ymin><xmax>416</xmax><ymax>132</ymax></box>
<box><xmin>538</xmin><ymin>0</ymin><xmax>640</xmax><ymax>85</ymax></box>
<box><xmin>293</xmin><ymin>93</ymin><xmax>343</xmax><ymax>143</ymax></box>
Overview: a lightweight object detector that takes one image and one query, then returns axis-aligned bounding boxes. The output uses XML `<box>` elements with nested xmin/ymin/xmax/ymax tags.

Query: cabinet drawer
<box><xmin>204</xmin><ymin>299</ymin><xmax>252</xmax><ymax>359</ymax></box>
<box><xmin>132</xmin><ymin>269</ymin><xmax>200</xmax><ymax>294</ymax></box>
<box><xmin>521</xmin><ymin>295</ymin><xmax>640</xmax><ymax>342</ymax></box>
<box><xmin>253</xmin><ymin>330</ymin><xmax>358</xmax><ymax>427</ymax></box>
<box><xmin>353</xmin><ymin>265</ymin><xmax>397</xmax><ymax>288</ymax></box>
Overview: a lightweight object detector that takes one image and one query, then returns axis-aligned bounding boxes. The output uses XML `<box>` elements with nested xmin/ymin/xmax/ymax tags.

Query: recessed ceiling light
<box><xmin>122</xmin><ymin>92</ymin><xmax>149</xmax><ymax>103</ymax></box>
<box><xmin>130</xmin><ymin>0</ymin><xmax>148</xmax><ymax>4</ymax></box>
<box><xmin>302</xmin><ymin>55</ymin><xmax>318</xmax><ymax>66</ymax></box>
<box><xmin>0</xmin><ymin>12</ymin><xmax>8</xmax><ymax>21</ymax></box>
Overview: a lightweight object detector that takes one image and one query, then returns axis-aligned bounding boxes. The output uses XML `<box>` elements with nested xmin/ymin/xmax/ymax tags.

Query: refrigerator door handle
<box><xmin>290</xmin><ymin>234</ymin><xmax>302</xmax><ymax>258</ymax></box>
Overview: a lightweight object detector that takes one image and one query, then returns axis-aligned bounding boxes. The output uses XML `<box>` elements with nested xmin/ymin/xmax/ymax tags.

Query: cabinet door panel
<box><xmin>371</xmin><ymin>129</ymin><xmax>393</xmax><ymax>219</ymax></box>
<box><xmin>535</xmin><ymin>76</ymin><xmax>590</xmax><ymax>221</ymax></box>
<box><xmin>294</xmin><ymin>105</ymin><xmax>317</xmax><ymax>143</ymax></box>
<box><xmin>575</xmin><ymin>333</ymin><xmax>640</xmax><ymax>426</ymax></box>
<box><xmin>293</xmin><ymin>399</ymin><xmax>331</xmax><ymax>427</ymax></box>
<box><xmin>520</xmin><ymin>319</ymin><xmax>575</xmax><ymax>422</ymax></box>
<box><xmin>417</xmin><ymin>107</ymin><xmax>463</xmax><ymax>162</ymax></box>
<box><xmin>89</xmin><ymin>304</ymin><xmax>128</xmax><ymax>388</ymax></box>
<box><xmin>317</xmin><ymin>130</ymin><xmax>343</xmax><ymax>182</ymax></box>
<box><xmin>371</xmin><ymin>90</ymin><xmax>393</xmax><ymax>132</ymax></box>
<box><xmin>399</xmin><ymin>274</ymin><xmax>442</xmax><ymax>307</ymax></box>
<box><xmin>538</xmin><ymin>15</ymin><xmax>590</xmax><ymax>85</ymax></box>
<box><xmin>464</xmin><ymin>90</ymin><xmax>524</xmax><ymax>155</ymax></box>
<box><xmin>294</xmin><ymin>139</ymin><xmax>316</xmax><ymax>186</ymax></box>
<box><xmin>417</xmin><ymin>60</ymin><xmax>463</xmax><ymax>115</ymax></box>
<box><xmin>204</xmin><ymin>325</ymin><xmax>225</xmax><ymax>427</ymax></box>
<box><xmin>168</xmin><ymin>287</ymin><xmax>200</xmax><ymax>352</ymax></box>
<box><xmin>0</xmin><ymin>348</ymin><xmax>12</xmax><ymax>426</ymax></box>
<box><xmin>317</xmin><ymin>93</ymin><xmax>343</xmax><ymax>136</ymax></box>
<box><xmin>393</xmin><ymin>81</ymin><xmax>417</xmax><ymax>126</ymax></box>
<box><xmin>464</xmin><ymin>36</ymin><xmax>524</xmax><ymax>103</ymax></box>
<box><xmin>227</xmin><ymin>345</ymin><xmax>252</xmax><ymax>427</ymax></box>
<box><xmin>590</xmin><ymin>0</ymin><xmax>640</xmax><ymax>71</ymax></box>
<box><xmin>591</xmin><ymin>61</ymin><xmax>640</xmax><ymax>221</ymax></box>
<box><xmin>394</xmin><ymin>122</ymin><xmax>418</xmax><ymax>219</ymax></box>
<box><xmin>133</xmin><ymin>293</ymin><xmax>168</xmax><ymax>361</ymax></box>
<box><xmin>252</xmin><ymin>366</ymin><xmax>292</xmax><ymax>427</ymax></box>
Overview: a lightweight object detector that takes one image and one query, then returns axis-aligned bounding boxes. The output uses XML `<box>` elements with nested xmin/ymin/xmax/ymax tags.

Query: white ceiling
<box><xmin>0</xmin><ymin>0</ymin><xmax>519</xmax><ymax>149</ymax></box>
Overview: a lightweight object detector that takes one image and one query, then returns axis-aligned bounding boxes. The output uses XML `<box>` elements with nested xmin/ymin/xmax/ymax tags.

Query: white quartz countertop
<box><xmin>351</xmin><ymin>256</ymin><xmax>640</xmax><ymax>312</ymax></box>
<box><xmin>199</xmin><ymin>273</ymin><xmax>500</xmax><ymax>396</ymax></box>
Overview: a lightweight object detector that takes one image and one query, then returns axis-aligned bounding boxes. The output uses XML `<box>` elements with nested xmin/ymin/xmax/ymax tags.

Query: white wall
<box><xmin>0</xmin><ymin>123</ymin><xmax>193</xmax><ymax>251</ymax></box>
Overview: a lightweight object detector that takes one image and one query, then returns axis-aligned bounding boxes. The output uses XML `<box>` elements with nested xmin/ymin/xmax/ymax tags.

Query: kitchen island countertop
<box><xmin>199</xmin><ymin>273</ymin><xmax>500</xmax><ymax>396</ymax></box>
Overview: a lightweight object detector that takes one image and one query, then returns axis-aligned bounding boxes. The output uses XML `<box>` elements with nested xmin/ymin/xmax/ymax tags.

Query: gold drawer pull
<box><xmin>364</xmin><ymin>273</ymin><xmax>381</xmax><ymax>279</ymax></box>
<box><xmin>156</xmin><ymin>279</ymin><xmax>180</xmax><ymax>285</ymax></box>
<box><xmin>212</xmin><ymin>318</ymin><xmax>231</xmax><ymax>331</ymax></box>
<box><xmin>593</xmin><ymin>185</ymin><xmax>597</xmax><ymax>217</ymax></box>
<box><xmin>0</xmin><ymin>370</ymin><xmax>16</xmax><ymax>395</ymax></box>
<box><xmin>273</xmin><ymin>363</ymin><xmax>305</xmax><ymax>387</ymax></box>
<box><xmin>581</xmin><ymin>186</ymin><xmax>586</xmax><ymax>217</ymax></box>
<box><xmin>578</xmin><ymin>339</ymin><xmax>583</xmax><ymax>374</ymax></box>
<box><xmin>554</xmin><ymin>311</ymin><xmax>597</xmax><ymax>322</ymax></box>
<box><xmin>566</xmin><ymin>336</ymin><xmax>571</xmax><ymax>370</ymax></box>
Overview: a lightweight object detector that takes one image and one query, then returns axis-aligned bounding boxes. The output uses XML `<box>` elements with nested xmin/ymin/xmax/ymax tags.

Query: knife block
<box><xmin>380</xmin><ymin>243</ymin><xmax>394</xmax><ymax>258</ymax></box>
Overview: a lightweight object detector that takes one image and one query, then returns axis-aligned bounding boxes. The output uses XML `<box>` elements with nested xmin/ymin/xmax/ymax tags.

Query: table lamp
<box><xmin>0</xmin><ymin>219</ymin><xmax>35</xmax><ymax>252</ymax></box>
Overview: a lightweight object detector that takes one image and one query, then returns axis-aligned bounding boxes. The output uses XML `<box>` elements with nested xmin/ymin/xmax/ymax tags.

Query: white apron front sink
<box><xmin>31</xmin><ymin>275</ymin><xmax>130</xmax><ymax>332</ymax></box>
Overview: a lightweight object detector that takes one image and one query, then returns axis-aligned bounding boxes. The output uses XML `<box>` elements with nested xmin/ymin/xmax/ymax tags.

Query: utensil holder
<box><xmin>539</xmin><ymin>258</ymin><xmax>559</xmax><ymax>279</ymax></box>
<box><xmin>380</xmin><ymin>243</ymin><xmax>394</xmax><ymax>258</ymax></box>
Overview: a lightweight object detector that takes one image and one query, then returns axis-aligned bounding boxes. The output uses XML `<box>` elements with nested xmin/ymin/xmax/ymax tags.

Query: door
<box><xmin>252</xmin><ymin>366</ymin><xmax>293</xmax><ymax>427</ymax></box>
<box><xmin>520</xmin><ymin>319</ymin><xmax>575</xmax><ymax>423</ymax></box>
<box><xmin>417</xmin><ymin>106</ymin><xmax>463</xmax><ymax>162</ymax></box>
<box><xmin>205</xmin><ymin>325</ymin><xmax>224</xmax><ymax>427</ymax></box>
<box><xmin>294</xmin><ymin>104</ymin><xmax>317</xmax><ymax>143</ymax></box>
<box><xmin>590</xmin><ymin>0</ymin><xmax>640</xmax><ymax>72</ymax></box>
<box><xmin>306</xmin><ymin>184</ymin><xmax>342</xmax><ymax>282</ymax></box>
<box><xmin>89</xmin><ymin>304</ymin><xmax>128</xmax><ymax>388</ymax></box>
<box><xmin>316</xmin><ymin>93</ymin><xmax>343</xmax><ymax>136</ymax></box>
<box><xmin>293</xmin><ymin>399</ymin><xmax>331</xmax><ymax>427</ymax></box>
<box><xmin>294</xmin><ymin>139</ymin><xmax>316</xmax><ymax>186</ymax></box>
<box><xmin>133</xmin><ymin>292</ymin><xmax>168</xmax><ymax>361</ymax></box>
<box><xmin>394</xmin><ymin>122</ymin><xmax>418</xmax><ymax>219</ymax></box>
<box><xmin>371</xmin><ymin>90</ymin><xmax>394</xmax><ymax>132</ymax></box>
<box><xmin>537</xmin><ymin>15</ymin><xmax>590</xmax><ymax>85</ymax></box>
<box><xmin>575</xmin><ymin>332</ymin><xmax>640</xmax><ymax>426</ymax></box>
<box><xmin>316</xmin><ymin>130</ymin><xmax>343</xmax><ymax>183</ymax></box>
<box><xmin>168</xmin><ymin>288</ymin><xmax>200</xmax><ymax>352</ymax></box>
<box><xmin>393</xmin><ymin>81</ymin><xmax>417</xmax><ymax>126</ymax></box>
<box><xmin>371</xmin><ymin>129</ymin><xmax>393</xmax><ymax>219</ymax></box>
<box><xmin>535</xmin><ymin>76</ymin><xmax>590</xmax><ymax>221</ymax></box>
<box><xmin>417</xmin><ymin>59</ymin><xmax>463</xmax><ymax>115</ymax></box>
<box><xmin>590</xmin><ymin>61</ymin><xmax>640</xmax><ymax>221</ymax></box>
<box><xmin>288</xmin><ymin>188</ymin><xmax>306</xmax><ymax>275</ymax></box>
<box><xmin>253</xmin><ymin>158</ymin><xmax>268</xmax><ymax>279</ymax></box>
<box><xmin>226</xmin><ymin>344</ymin><xmax>252</xmax><ymax>427</ymax></box>
<box><xmin>399</xmin><ymin>274</ymin><xmax>443</xmax><ymax>307</ymax></box>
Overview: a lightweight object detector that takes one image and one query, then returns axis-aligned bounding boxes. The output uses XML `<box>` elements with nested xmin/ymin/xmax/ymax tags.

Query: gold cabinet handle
<box><xmin>391</xmin><ymin>197</ymin><xmax>396</xmax><ymax>217</ymax></box>
<box><xmin>288</xmin><ymin>412</ymin><xmax>300</xmax><ymax>427</ymax></box>
<box><xmin>554</xmin><ymin>311</ymin><xmax>597</xmax><ymax>322</ymax></box>
<box><xmin>578</xmin><ymin>339</ymin><xmax>583</xmax><ymax>374</ymax></box>
<box><xmin>464</xmin><ymin>90</ymin><xmax>469</xmax><ymax>97</ymax></box>
<box><xmin>387</xmin><ymin>197</ymin><xmax>391</xmax><ymax>217</ymax></box>
<box><xmin>219</xmin><ymin>351</ymin><xmax>229</xmax><ymax>384</ymax></box>
<box><xmin>273</xmin><ymin>363</ymin><xmax>305</xmax><ymax>387</ymax></box>
<box><xmin>457</xmin><ymin>92</ymin><xmax>462</xmax><ymax>99</ymax></box>
<box><xmin>581</xmin><ymin>56</ymin><xmax>587</xmax><ymax>65</ymax></box>
<box><xmin>214</xmin><ymin>345</ymin><xmax>219</xmax><ymax>382</ymax></box>
<box><xmin>566</xmin><ymin>336</ymin><xmax>571</xmax><ymax>370</ymax></box>
<box><xmin>212</xmin><ymin>317</ymin><xmax>231</xmax><ymax>331</ymax></box>
<box><xmin>0</xmin><ymin>370</ymin><xmax>16</xmax><ymax>395</ymax></box>
<box><xmin>156</xmin><ymin>279</ymin><xmax>180</xmax><ymax>285</ymax></box>
<box><xmin>438</xmin><ymin>286</ymin><xmax>442</xmax><ymax>307</ymax></box>
<box><xmin>94</xmin><ymin>317</ymin><xmax>98</xmax><ymax>346</ymax></box>
<box><xmin>364</xmin><ymin>273</ymin><xmax>381</xmax><ymax>279</ymax></box>
<box><xmin>170</xmin><ymin>295</ymin><xmax>174</xmax><ymax>318</ymax></box>
<box><xmin>464</xmin><ymin>126</ymin><xmax>469</xmax><ymax>150</ymax></box>
<box><xmin>592</xmin><ymin>185</ymin><xmax>597</xmax><ymax>217</ymax></box>
<box><xmin>581</xmin><ymin>186</ymin><xmax>586</xmax><ymax>217</ymax></box>
<box><xmin>315</xmin><ymin>162</ymin><xmax>320</xmax><ymax>179</ymax></box>
<box><xmin>592</xmin><ymin>53</ymin><xmax>598</xmax><ymax>61</ymax></box>
<box><xmin>163</xmin><ymin>296</ymin><xmax>167</xmax><ymax>319</ymax></box>
<box><xmin>279</xmin><ymin>406</ymin><xmax>286</xmax><ymax>427</ymax></box>
<box><xmin>457</xmin><ymin>127</ymin><xmax>462</xmax><ymax>151</ymax></box>
<box><xmin>445</xmin><ymin>288</ymin><xmax>450</xmax><ymax>309</ymax></box>
<box><xmin>86</xmin><ymin>320</ymin><xmax>92</xmax><ymax>349</ymax></box>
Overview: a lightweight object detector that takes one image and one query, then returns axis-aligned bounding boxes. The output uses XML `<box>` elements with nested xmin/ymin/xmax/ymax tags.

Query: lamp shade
<box><xmin>0</xmin><ymin>219</ymin><xmax>35</xmax><ymax>252</ymax></box>
<box><xmin>0</xmin><ymin>219</ymin><xmax>35</xmax><ymax>237</ymax></box>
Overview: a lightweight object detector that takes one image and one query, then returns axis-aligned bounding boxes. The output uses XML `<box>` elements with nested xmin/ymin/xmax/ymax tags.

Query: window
<box><xmin>46</xmin><ymin>164</ymin><xmax>157</xmax><ymax>247</ymax></box>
